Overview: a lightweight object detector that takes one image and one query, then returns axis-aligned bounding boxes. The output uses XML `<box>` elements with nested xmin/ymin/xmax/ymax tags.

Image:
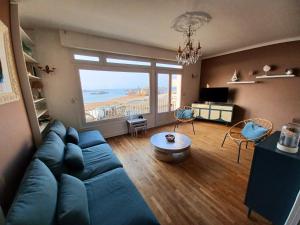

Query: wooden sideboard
<box><xmin>191</xmin><ymin>103</ymin><xmax>234</xmax><ymax>123</ymax></box>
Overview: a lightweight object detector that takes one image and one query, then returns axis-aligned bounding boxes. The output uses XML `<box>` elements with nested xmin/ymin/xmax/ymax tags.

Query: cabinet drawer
<box><xmin>211</xmin><ymin>105</ymin><xmax>233</xmax><ymax>110</ymax></box>
<box><xmin>192</xmin><ymin>104</ymin><xmax>209</xmax><ymax>109</ymax></box>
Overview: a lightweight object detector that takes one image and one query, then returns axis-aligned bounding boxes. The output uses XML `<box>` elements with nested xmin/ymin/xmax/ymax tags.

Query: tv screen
<box><xmin>200</xmin><ymin>87</ymin><xmax>229</xmax><ymax>103</ymax></box>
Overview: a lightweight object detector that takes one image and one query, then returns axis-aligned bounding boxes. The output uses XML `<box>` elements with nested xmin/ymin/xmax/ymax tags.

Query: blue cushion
<box><xmin>49</xmin><ymin>120</ymin><xmax>67</xmax><ymax>141</ymax></box>
<box><xmin>182</xmin><ymin>109</ymin><xmax>193</xmax><ymax>119</ymax></box>
<box><xmin>66</xmin><ymin>127</ymin><xmax>79</xmax><ymax>144</ymax></box>
<box><xmin>34</xmin><ymin>131</ymin><xmax>65</xmax><ymax>178</ymax></box>
<box><xmin>176</xmin><ymin>109</ymin><xmax>193</xmax><ymax>119</ymax></box>
<box><xmin>241</xmin><ymin>122</ymin><xmax>268</xmax><ymax>140</ymax></box>
<box><xmin>84</xmin><ymin>168</ymin><xmax>160</xmax><ymax>225</ymax></box>
<box><xmin>78</xmin><ymin>130</ymin><xmax>106</xmax><ymax>149</ymax></box>
<box><xmin>6</xmin><ymin>159</ymin><xmax>57</xmax><ymax>225</ymax></box>
<box><xmin>67</xmin><ymin>143</ymin><xmax>122</xmax><ymax>180</ymax></box>
<box><xmin>57</xmin><ymin>174</ymin><xmax>90</xmax><ymax>225</ymax></box>
<box><xmin>175</xmin><ymin>109</ymin><xmax>185</xmax><ymax>118</ymax></box>
<box><xmin>65</xmin><ymin>143</ymin><xmax>84</xmax><ymax>170</ymax></box>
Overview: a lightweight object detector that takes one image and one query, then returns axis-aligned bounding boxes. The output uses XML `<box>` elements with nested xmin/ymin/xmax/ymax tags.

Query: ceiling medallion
<box><xmin>172</xmin><ymin>11</ymin><xmax>211</xmax><ymax>66</ymax></box>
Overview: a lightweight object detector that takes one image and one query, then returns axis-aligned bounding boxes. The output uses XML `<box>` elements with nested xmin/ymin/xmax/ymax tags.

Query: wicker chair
<box><xmin>174</xmin><ymin>106</ymin><xmax>195</xmax><ymax>134</ymax></box>
<box><xmin>221</xmin><ymin>118</ymin><xmax>273</xmax><ymax>163</ymax></box>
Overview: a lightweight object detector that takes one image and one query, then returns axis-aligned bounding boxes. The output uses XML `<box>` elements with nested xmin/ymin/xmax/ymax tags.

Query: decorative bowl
<box><xmin>165</xmin><ymin>134</ymin><xmax>175</xmax><ymax>142</ymax></box>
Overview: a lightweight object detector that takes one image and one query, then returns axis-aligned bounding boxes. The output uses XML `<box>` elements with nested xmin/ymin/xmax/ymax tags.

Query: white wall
<box><xmin>32</xmin><ymin>28</ymin><xmax>201</xmax><ymax>137</ymax></box>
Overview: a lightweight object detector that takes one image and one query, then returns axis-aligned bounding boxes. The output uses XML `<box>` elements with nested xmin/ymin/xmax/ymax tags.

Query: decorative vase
<box><xmin>231</xmin><ymin>70</ymin><xmax>239</xmax><ymax>82</ymax></box>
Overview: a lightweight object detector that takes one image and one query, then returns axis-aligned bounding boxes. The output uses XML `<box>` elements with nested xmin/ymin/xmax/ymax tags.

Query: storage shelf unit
<box><xmin>11</xmin><ymin>3</ymin><xmax>50</xmax><ymax>146</ymax></box>
<box><xmin>227</xmin><ymin>81</ymin><xmax>257</xmax><ymax>84</ymax></box>
<box><xmin>192</xmin><ymin>103</ymin><xmax>235</xmax><ymax>123</ymax></box>
<box><xmin>256</xmin><ymin>74</ymin><xmax>295</xmax><ymax>79</ymax></box>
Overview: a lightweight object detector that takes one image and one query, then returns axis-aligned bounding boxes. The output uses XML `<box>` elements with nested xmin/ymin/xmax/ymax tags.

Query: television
<box><xmin>200</xmin><ymin>87</ymin><xmax>229</xmax><ymax>103</ymax></box>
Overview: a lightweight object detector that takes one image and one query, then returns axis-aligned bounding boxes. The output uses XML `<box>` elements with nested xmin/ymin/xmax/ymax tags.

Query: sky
<box><xmin>79</xmin><ymin>70</ymin><xmax>150</xmax><ymax>90</ymax></box>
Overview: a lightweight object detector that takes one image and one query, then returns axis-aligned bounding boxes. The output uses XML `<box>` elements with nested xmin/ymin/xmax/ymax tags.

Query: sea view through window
<box><xmin>79</xmin><ymin>69</ymin><xmax>150</xmax><ymax>122</ymax></box>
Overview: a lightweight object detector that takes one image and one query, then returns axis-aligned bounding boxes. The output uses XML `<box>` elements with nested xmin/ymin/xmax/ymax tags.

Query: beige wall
<box><xmin>0</xmin><ymin>0</ymin><xmax>34</xmax><ymax>213</ymax></box>
<box><xmin>201</xmin><ymin>41</ymin><xmax>300</xmax><ymax>129</ymax></box>
<box><xmin>32</xmin><ymin>28</ymin><xmax>201</xmax><ymax>137</ymax></box>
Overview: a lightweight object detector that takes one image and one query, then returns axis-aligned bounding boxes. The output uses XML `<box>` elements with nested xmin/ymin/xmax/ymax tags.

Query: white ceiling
<box><xmin>19</xmin><ymin>0</ymin><xmax>300</xmax><ymax>56</ymax></box>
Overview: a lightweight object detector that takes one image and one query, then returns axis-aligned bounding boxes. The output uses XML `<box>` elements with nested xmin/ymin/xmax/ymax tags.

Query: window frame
<box><xmin>71</xmin><ymin>49</ymin><xmax>183</xmax><ymax>126</ymax></box>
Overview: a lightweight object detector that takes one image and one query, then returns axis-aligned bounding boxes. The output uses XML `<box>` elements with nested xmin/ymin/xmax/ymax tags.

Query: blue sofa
<box><xmin>5</xmin><ymin>120</ymin><xmax>160</xmax><ymax>225</ymax></box>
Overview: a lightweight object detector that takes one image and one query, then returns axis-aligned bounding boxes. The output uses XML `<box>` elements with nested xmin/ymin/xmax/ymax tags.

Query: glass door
<box><xmin>155</xmin><ymin>72</ymin><xmax>182</xmax><ymax>125</ymax></box>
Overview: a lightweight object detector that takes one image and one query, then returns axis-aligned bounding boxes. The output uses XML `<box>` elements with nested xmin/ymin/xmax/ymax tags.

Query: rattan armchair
<box><xmin>174</xmin><ymin>106</ymin><xmax>195</xmax><ymax>134</ymax></box>
<box><xmin>221</xmin><ymin>118</ymin><xmax>273</xmax><ymax>163</ymax></box>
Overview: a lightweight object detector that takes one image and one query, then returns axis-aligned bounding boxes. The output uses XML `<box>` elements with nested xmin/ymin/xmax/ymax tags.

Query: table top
<box><xmin>150</xmin><ymin>132</ymin><xmax>191</xmax><ymax>153</ymax></box>
<box><xmin>127</xmin><ymin>118</ymin><xmax>147</xmax><ymax>124</ymax></box>
<box><xmin>257</xmin><ymin>131</ymin><xmax>300</xmax><ymax>160</ymax></box>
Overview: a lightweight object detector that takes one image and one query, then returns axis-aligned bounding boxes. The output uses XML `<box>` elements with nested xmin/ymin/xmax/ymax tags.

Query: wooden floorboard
<box><xmin>107</xmin><ymin>121</ymin><xmax>271</xmax><ymax>225</ymax></box>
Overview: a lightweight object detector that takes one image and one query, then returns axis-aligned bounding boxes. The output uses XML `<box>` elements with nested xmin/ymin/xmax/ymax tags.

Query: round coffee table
<box><xmin>150</xmin><ymin>132</ymin><xmax>191</xmax><ymax>162</ymax></box>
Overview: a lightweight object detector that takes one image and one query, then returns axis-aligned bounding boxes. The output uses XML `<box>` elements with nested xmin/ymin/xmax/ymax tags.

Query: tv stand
<box><xmin>191</xmin><ymin>102</ymin><xmax>234</xmax><ymax>123</ymax></box>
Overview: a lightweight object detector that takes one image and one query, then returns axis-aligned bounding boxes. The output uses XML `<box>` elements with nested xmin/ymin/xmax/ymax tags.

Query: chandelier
<box><xmin>172</xmin><ymin>11</ymin><xmax>211</xmax><ymax>66</ymax></box>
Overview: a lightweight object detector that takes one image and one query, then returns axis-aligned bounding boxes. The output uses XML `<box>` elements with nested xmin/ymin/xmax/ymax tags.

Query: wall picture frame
<box><xmin>0</xmin><ymin>20</ymin><xmax>20</xmax><ymax>105</ymax></box>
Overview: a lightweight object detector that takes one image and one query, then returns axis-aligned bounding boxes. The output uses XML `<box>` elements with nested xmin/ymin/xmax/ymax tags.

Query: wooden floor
<box><xmin>107</xmin><ymin>121</ymin><xmax>271</xmax><ymax>225</ymax></box>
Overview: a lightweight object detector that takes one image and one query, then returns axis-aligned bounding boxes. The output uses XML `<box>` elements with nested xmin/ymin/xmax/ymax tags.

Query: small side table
<box><xmin>126</xmin><ymin>118</ymin><xmax>147</xmax><ymax>137</ymax></box>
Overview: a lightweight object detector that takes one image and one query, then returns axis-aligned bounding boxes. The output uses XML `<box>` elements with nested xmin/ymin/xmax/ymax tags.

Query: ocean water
<box><xmin>83</xmin><ymin>89</ymin><xmax>127</xmax><ymax>103</ymax></box>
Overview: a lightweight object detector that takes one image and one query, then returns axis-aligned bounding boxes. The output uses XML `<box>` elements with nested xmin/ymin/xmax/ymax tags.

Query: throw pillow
<box><xmin>66</xmin><ymin>127</ymin><xmax>79</xmax><ymax>144</ymax></box>
<box><xmin>57</xmin><ymin>174</ymin><xmax>90</xmax><ymax>225</ymax></box>
<box><xmin>241</xmin><ymin>122</ymin><xmax>268</xmax><ymax>140</ymax></box>
<box><xmin>65</xmin><ymin>143</ymin><xmax>84</xmax><ymax>170</ymax></box>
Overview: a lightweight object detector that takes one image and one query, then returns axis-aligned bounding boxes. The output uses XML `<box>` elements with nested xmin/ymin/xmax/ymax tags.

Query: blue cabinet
<box><xmin>245</xmin><ymin>132</ymin><xmax>300</xmax><ymax>225</ymax></box>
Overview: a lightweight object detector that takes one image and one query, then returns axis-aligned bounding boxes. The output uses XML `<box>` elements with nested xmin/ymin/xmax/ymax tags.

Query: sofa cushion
<box><xmin>64</xmin><ymin>143</ymin><xmax>84</xmax><ymax>170</ymax></box>
<box><xmin>57</xmin><ymin>174</ymin><xmax>90</xmax><ymax>225</ymax></box>
<box><xmin>49</xmin><ymin>120</ymin><xmax>67</xmax><ymax>141</ymax></box>
<box><xmin>34</xmin><ymin>131</ymin><xmax>65</xmax><ymax>178</ymax></box>
<box><xmin>242</xmin><ymin>122</ymin><xmax>268</xmax><ymax>140</ymax></box>
<box><xmin>6</xmin><ymin>159</ymin><xmax>57</xmax><ymax>225</ymax></box>
<box><xmin>67</xmin><ymin>143</ymin><xmax>122</xmax><ymax>180</ymax></box>
<box><xmin>84</xmin><ymin>168</ymin><xmax>160</xmax><ymax>225</ymax></box>
<box><xmin>78</xmin><ymin>130</ymin><xmax>106</xmax><ymax>149</ymax></box>
<box><xmin>66</xmin><ymin>127</ymin><xmax>79</xmax><ymax>144</ymax></box>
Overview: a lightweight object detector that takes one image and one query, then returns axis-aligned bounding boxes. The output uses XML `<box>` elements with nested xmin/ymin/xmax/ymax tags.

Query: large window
<box><xmin>79</xmin><ymin>69</ymin><xmax>150</xmax><ymax>122</ymax></box>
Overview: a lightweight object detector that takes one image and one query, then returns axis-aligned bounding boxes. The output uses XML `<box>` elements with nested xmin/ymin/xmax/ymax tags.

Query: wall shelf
<box><xmin>227</xmin><ymin>81</ymin><xmax>257</xmax><ymax>84</ymax></box>
<box><xmin>36</xmin><ymin>109</ymin><xmax>48</xmax><ymax>118</ymax></box>
<box><xmin>28</xmin><ymin>73</ymin><xmax>41</xmax><ymax>81</ymax></box>
<box><xmin>39</xmin><ymin>121</ymin><xmax>50</xmax><ymax>132</ymax></box>
<box><xmin>20</xmin><ymin>26</ymin><xmax>34</xmax><ymax>46</ymax></box>
<box><xmin>256</xmin><ymin>74</ymin><xmax>295</xmax><ymax>79</ymax></box>
<box><xmin>23</xmin><ymin>51</ymin><xmax>38</xmax><ymax>63</ymax></box>
<box><xmin>34</xmin><ymin>98</ymin><xmax>46</xmax><ymax>104</ymax></box>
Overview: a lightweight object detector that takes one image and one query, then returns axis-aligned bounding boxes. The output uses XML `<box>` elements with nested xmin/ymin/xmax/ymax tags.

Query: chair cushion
<box><xmin>66</xmin><ymin>127</ymin><xmax>79</xmax><ymax>144</ymax></box>
<box><xmin>67</xmin><ymin>143</ymin><xmax>122</xmax><ymax>180</ymax></box>
<box><xmin>241</xmin><ymin>122</ymin><xmax>268</xmax><ymax>140</ymax></box>
<box><xmin>78</xmin><ymin>130</ymin><xmax>106</xmax><ymax>149</ymax></box>
<box><xmin>34</xmin><ymin>131</ymin><xmax>65</xmax><ymax>178</ymax></box>
<box><xmin>176</xmin><ymin>109</ymin><xmax>193</xmax><ymax>119</ymax></box>
<box><xmin>84</xmin><ymin>168</ymin><xmax>160</xmax><ymax>225</ymax></box>
<box><xmin>6</xmin><ymin>159</ymin><xmax>57</xmax><ymax>225</ymax></box>
<box><xmin>57</xmin><ymin>174</ymin><xmax>90</xmax><ymax>225</ymax></box>
<box><xmin>49</xmin><ymin>120</ymin><xmax>67</xmax><ymax>141</ymax></box>
<box><xmin>64</xmin><ymin>143</ymin><xmax>84</xmax><ymax>170</ymax></box>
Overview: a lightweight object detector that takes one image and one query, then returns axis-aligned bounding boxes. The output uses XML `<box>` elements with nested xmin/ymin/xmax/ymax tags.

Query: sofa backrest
<box><xmin>49</xmin><ymin>120</ymin><xmax>67</xmax><ymax>141</ymax></box>
<box><xmin>5</xmin><ymin>159</ymin><xmax>58</xmax><ymax>225</ymax></box>
<box><xmin>34</xmin><ymin>131</ymin><xmax>65</xmax><ymax>178</ymax></box>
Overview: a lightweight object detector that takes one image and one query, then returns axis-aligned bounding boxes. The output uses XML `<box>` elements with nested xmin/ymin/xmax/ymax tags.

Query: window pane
<box><xmin>157</xmin><ymin>73</ymin><xmax>169</xmax><ymax>113</ymax></box>
<box><xmin>79</xmin><ymin>70</ymin><xmax>150</xmax><ymax>122</ymax></box>
<box><xmin>156</xmin><ymin>63</ymin><xmax>182</xmax><ymax>69</ymax></box>
<box><xmin>171</xmin><ymin>74</ymin><xmax>182</xmax><ymax>111</ymax></box>
<box><xmin>74</xmin><ymin>54</ymin><xmax>99</xmax><ymax>62</ymax></box>
<box><xmin>106</xmin><ymin>58</ymin><xmax>151</xmax><ymax>66</ymax></box>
